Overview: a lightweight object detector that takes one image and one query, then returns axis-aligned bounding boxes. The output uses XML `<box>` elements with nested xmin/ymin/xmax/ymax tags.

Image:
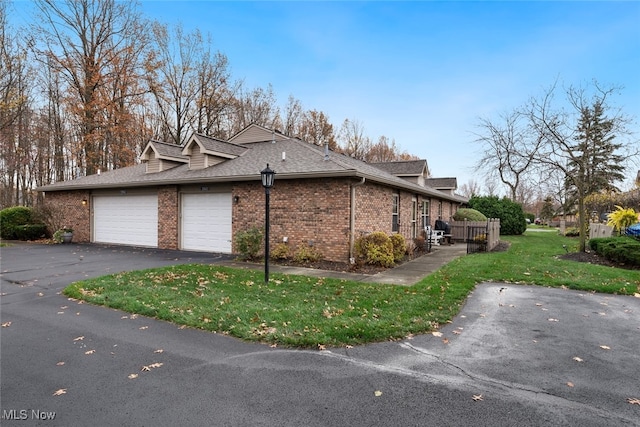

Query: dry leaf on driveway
<box><xmin>52</xmin><ymin>389</ymin><xmax>67</xmax><ymax>396</ymax></box>
<box><xmin>374</xmin><ymin>391</ymin><xmax>382</xmax><ymax>397</ymax></box>
<box><xmin>73</xmin><ymin>336</ymin><xmax>84</xmax><ymax>341</ymax></box>
<box><xmin>139</xmin><ymin>326</ymin><xmax>148</xmax><ymax>330</ymax></box>
<box><xmin>154</xmin><ymin>349</ymin><xmax>164</xmax><ymax>354</ymax></box>
<box><xmin>599</xmin><ymin>345</ymin><xmax>611</xmax><ymax>350</ymax></box>
<box><xmin>431</xmin><ymin>331</ymin><xmax>443</xmax><ymax>337</ymax></box>
<box><xmin>56</xmin><ymin>361</ymin><xmax>65</xmax><ymax>366</ymax></box>
<box><xmin>472</xmin><ymin>394</ymin><xmax>483</xmax><ymax>401</ymax></box>
<box><xmin>1</xmin><ymin>321</ymin><xmax>12</xmax><ymax>328</ymax></box>
<box><xmin>567</xmin><ymin>382</ymin><xmax>574</xmax><ymax>387</ymax></box>
<box><xmin>128</xmin><ymin>374</ymin><xmax>139</xmax><ymax>379</ymax></box>
<box><xmin>627</xmin><ymin>398</ymin><xmax>640</xmax><ymax>405</ymax></box>
<box><xmin>573</xmin><ymin>357</ymin><xmax>584</xmax><ymax>362</ymax></box>
<box><xmin>84</xmin><ymin>350</ymin><xmax>95</xmax><ymax>355</ymax></box>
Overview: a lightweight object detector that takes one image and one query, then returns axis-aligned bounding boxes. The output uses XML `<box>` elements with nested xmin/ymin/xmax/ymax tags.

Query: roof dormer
<box><xmin>140</xmin><ymin>140</ymin><xmax>189</xmax><ymax>173</ymax></box>
<box><xmin>182</xmin><ymin>134</ymin><xmax>248</xmax><ymax>170</ymax></box>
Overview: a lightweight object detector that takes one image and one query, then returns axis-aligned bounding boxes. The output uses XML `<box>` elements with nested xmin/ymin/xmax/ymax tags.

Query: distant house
<box><xmin>38</xmin><ymin>124</ymin><xmax>468</xmax><ymax>263</ymax></box>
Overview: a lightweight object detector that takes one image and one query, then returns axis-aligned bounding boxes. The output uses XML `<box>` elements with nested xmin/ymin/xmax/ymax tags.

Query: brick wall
<box><xmin>233</xmin><ymin>178</ymin><xmax>351</xmax><ymax>262</ymax></box>
<box><xmin>157</xmin><ymin>186</ymin><xmax>179</xmax><ymax>249</ymax></box>
<box><xmin>43</xmin><ymin>190</ymin><xmax>91</xmax><ymax>242</ymax></box>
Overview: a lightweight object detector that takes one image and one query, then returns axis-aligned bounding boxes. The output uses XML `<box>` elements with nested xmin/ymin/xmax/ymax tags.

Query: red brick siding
<box><xmin>158</xmin><ymin>186</ymin><xmax>179</xmax><ymax>249</ymax></box>
<box><xmin>233</xmin><ymin>178</ymin><xmax>351</xmax><ymax>262</ymax></box>
<box><xmin>43</xmin><ymin>190</ymin><xmax>91</xmax><ymax>242</ymax></box>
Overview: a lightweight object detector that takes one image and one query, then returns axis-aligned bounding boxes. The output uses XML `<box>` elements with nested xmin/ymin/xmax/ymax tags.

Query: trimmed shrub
<box><xmin>0</xmin><ymin>206</ymin><xmax>42</xmax><ymax>240</ymax></box>
<box><xmin>270</xmin><ymin>243</ymin><xmax>291</xmax><ymax>260</ymax></box>
<box><xmin>292</xmin><ymin>243</ymin><xmax>322</xmax><ymax>263</ymax></box>
<box><xmin>354</xmin><ymin>231</ymin><xmax>395</xmax><ymax>267</ymax></box>
<box><xmin>453</xmin><ymin>208</ymin><xmax>487</xmax><ymax>222</ymax></box>
<box><xmin>564</xmin><ymin>227</ymin><xmax>580</xmax><ymax>237</ymax></box>
<box><xmin>469</xmin><ymin>196</ymin><xmax>527</xmax><ymax>235</ymax></box>
<box><xmin>589</xmin><ymin>236</ymin><xmax>640</xmax><ymax>266</ymax></box>
<box><xmin>389</xmin><ymin>233</ymin><xmax>406</xmax><ymax>262</ymax></box>
<box><xmin>13</xmin><ymin>224</ymin><xmax>48</xmax><ymax>240</ymax></box>
<box><xmin>234</xmin><ymin>227</ymin><xmax>263</xmax><ymax>260</ymax></box>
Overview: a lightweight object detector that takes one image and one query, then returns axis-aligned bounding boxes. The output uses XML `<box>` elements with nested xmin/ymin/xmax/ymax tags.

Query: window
<box><xmin>422</xmin><ymin>200</ymin><xmax>430</xmax><ymax>229</ymax></box>
<box><xmin>438</xmin><ymin>200</ymin><xmax>443</xmax><ymax>219</ymax></box>
<box><xmin>411</xmin><ymin>197</ymin><xmax>417</xmax><ymax>238</ymax></box>
<box><xmin>392</xmin><ymin>194</ymin><xmax>399</xmax><ymax>232</ymax></box>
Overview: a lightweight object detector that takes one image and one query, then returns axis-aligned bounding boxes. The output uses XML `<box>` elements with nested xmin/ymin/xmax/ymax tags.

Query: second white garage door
<box><xmin>181</xmin><ymin>193</ymin><xmax>232</xmax><ymax>253</ymax></box>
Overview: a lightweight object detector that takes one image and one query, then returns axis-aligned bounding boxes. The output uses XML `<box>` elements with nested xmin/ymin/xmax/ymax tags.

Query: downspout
<box><xmin>349</xmin><ymin>177</ymin><xmax>366</xmax><ymax>263</ymax></box>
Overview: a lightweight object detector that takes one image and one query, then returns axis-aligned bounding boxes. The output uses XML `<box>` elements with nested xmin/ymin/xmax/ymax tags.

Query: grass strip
<box><xmin>64</xmin><ymin>231</ymin><xmax>639</xmax><ymax>348</ymax></box>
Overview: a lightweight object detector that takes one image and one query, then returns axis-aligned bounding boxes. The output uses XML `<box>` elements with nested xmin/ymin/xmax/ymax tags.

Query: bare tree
<box><xmin>474</xmin><ymin>110</ymin><xmax>543</xmax><ymax>201</ymax></box>
<box><xmin>459</xmin><ymin>180</ymin><xmax>482</xmax><ymax>198</ymax></box>
<box><xmin>337</xmin><ymin>118</ymin><xmax>371</xmax><ymax>161</ymax></box>
<box><xmin>297</xmin><ymin>109</ymin><xmax>337</xmax><ymax>149</ymax></box>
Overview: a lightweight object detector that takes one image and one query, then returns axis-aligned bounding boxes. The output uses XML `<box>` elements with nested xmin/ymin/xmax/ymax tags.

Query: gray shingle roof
<box><xmin>425</xmin><ymin>177</ymin><xmax>457</xmax><ymax>189</ymax></box>
<box><xmin>38</xmin><ymin>131</ymin><xmax>467</xmax><ymax>203</ymax></box>
<box><xmin>370</xmin><ymin>160</ymin><xmax>428</xmax><ymax>176</ymax></box>
<box><xmin>144</xmin><ymin>140</ymin><xmax>189</xmax><ymax>161</ymax></box>
<box><xmin>188</xmin><ymin>134</ymin><xmax>248</xmax><ymax>157</ymax></box>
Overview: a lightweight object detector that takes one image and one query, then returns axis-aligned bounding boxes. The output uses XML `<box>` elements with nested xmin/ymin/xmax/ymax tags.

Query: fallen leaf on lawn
<box><xmin>56</xmin><ymin>361</ymin><xmax>65</xmax><ymax>366</ymax></box>
<box><xmin>345</xmin><ymin>345</ymin><xmax>353</xmax><ymax>349</ymax></box>
<box><xmin>599</xmin><ymin>345</ymin><xmax>611</xmax><ymax>350</ymax></box>
<box><xmin>523</xmin><ymin>272</ymin><xmax>531</xmax><ymax>276</ymax></box>
<box><xmin>374</xmin><ymin>390</ymin><xmax>382</xmax><ymax>397</ymax></box>
<box><xmin>1</xmin><ymin>321</ymin><xmax>12</xmax><ymax>328</ymax></box>
<box><xmin>74</xmin><ymin>336</ymin><xmax>84</xmax><ymax>341</ymax></box>
<box><xmin>139</xmin><ymin>326</ymin><xmax>148</xmax><ymax>330</ymax></box>
<box><xmin>128</xmin><ymin>374</ymin><xmax>138</xmax><ymax>379</ymax></box>
<box><xmin>84</xmin><ymin>349</ymin><xmax>95</xmax><ymax>355</ymax></box>
<box><xmin>627</xmin><ymin>398</ymin><xmax>640</xmax><ymax>405</ymax></box>
<box><xmin>567</xmin><ymin>382</ymin><xmax>574</xmax><ymax>387</ymax></box>
<box><xmin>317</xmin><ymin>344</ymin><xmax>326</xmax><ymax>351</ymax></box>
<box><xmin>432</xmin><ymin>331</ymin><xmax>443</xmax><ymax>337</ymax></box>
<box><xmin>52</xmin><ymin>389</ymin><xmax>67</xmax><ymax>396</ymax></box>
<box><xmin>472</xmin><ymin>394</ymin><xmax>483</xmax><ymax>401</ymax></box>
<box><xmin>573</xmin><ymin>356</ymin><xmax>584</xmax><ymax>362</ymax></box>
<box><xmin>154</xmin><ymin>349</ymin><xmax>164</xmax><ymax>354</ymax></box>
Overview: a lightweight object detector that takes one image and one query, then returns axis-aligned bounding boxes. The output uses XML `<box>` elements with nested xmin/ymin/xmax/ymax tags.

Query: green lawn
<box><xmin>64</xmin><ymin>231</ymin><xmax>640</xmax><ymax>348</ymax></box>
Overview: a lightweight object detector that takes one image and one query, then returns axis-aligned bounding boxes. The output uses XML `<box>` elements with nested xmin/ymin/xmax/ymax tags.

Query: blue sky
<box><xmin>11</xmin><ymin>1</ymin><xmax>640</xmax><ymax>190</ymax></box>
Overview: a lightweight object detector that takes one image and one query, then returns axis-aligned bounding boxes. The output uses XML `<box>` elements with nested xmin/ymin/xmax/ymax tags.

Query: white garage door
<box><xmin>93</xmin><ymin>194</ymin><xmax>158</xmax><ymax>247</ymax></box>
<box><xmin>181</xmin><ymin>193</ymin><xmax>232</xmax><ymax>253</ymax></box>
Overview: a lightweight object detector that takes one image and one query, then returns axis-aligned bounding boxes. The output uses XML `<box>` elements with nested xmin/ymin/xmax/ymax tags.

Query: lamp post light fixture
<box><xmin>261</xmin><ymin>164</ymin><xmax>275</xmax><ymax>283</ymax></box>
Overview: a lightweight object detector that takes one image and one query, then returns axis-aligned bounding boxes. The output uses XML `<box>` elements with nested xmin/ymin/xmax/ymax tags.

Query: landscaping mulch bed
<box><xmin>559</xmin><ymin>251</ymin><xmax>639</xmax><ymax>270</ymax></box>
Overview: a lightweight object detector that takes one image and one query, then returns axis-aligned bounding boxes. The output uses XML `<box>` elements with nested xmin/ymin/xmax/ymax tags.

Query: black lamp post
<box><xmin>261</xmin><ymin>164</ymin><xmax>275</xmax><ymax>283</ymax></box>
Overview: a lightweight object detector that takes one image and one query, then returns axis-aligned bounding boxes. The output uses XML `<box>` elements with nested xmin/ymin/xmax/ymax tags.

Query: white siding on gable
<box><xmin>181</xmin><ymin>193</ymin><xmax>232</xmax><ymax>253</ymax></box>
<box><xmin>93</xmin><ymin>194</ymin><xmax>158</xmax><ymax>247</ymax></box>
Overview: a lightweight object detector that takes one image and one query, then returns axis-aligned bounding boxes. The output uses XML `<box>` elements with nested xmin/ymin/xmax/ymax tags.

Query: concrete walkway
<box><xmin>221</xmin><ymin>243</ymin><xmax>468</xmax><ymax>286</ymax></box>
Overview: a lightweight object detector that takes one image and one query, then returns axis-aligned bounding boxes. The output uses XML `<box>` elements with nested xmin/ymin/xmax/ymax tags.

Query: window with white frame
<box><xmin>422</xmin><ymin>200</ymin><xmax>430</xmax><ymax>229</ymax></box>
<box><xmin>392</xmin><ymin>193</ymin><xmax>399</xmax><ymax>232</ymax></box>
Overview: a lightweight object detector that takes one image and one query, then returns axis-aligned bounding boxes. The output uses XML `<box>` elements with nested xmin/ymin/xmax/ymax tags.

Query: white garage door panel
<box><xmin>182</xmin><ymin>193</ymin><xmax>232</xmax><ymax>253</ymax></box>
<box><xmin>94</xmin><ymin>195</ymin><xmax>158</xmax><ymax>247</ymax></box>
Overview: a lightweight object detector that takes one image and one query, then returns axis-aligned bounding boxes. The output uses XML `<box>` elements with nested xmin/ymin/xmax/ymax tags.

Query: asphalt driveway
<box><xmin>1</xmin><ymin>243</ymin><xmax>639</xmax><ymax>426</ymax></box>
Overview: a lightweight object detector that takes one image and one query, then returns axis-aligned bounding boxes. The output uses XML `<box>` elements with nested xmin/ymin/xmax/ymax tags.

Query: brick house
<box><xmin>38</xmin><ymin>125</ymin><xmax>468</xmax><ymax>263</ymax></box>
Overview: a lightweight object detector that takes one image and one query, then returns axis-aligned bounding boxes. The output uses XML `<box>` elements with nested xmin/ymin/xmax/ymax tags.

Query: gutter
<box><xmin>349</xmin><ymin>177</ymin><xmax>366</xmax><ymax>263</ymax></box>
